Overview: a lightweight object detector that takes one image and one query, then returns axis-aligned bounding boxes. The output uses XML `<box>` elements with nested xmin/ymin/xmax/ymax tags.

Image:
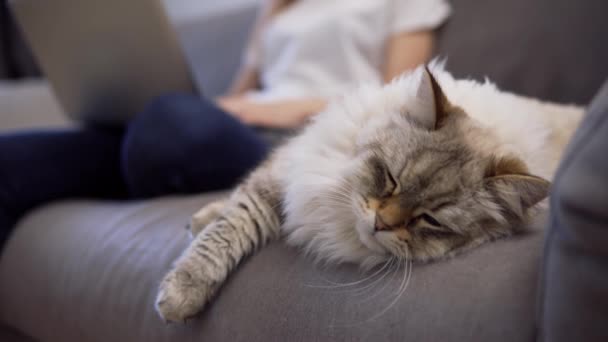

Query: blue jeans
<box><xmin>0</xmin><ymin>94</ymin><xmax>269</xmax><ymax>249</ymax></box>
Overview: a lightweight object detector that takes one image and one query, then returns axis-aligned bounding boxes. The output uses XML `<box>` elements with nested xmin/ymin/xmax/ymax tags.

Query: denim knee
<box><xmin>122</xmin><ymin>93</ymin><xmax>268</xmax><ymax>197</ymax></box>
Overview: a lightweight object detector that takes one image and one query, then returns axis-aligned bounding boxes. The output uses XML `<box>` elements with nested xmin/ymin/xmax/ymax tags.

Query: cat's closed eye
<box><xmin>413</xmin><ymin>213</ymin><xmax>457</xmax><ymax>239</ymax></box>
<box><xmin>418</xmin><ymin>228</ymin><xmax>457</xmax><ymax>239</ymax></box>
<box><xmin>418</xmin><ymin>213</ymin><xmax>441</xmax><ymax>227</ymax></box>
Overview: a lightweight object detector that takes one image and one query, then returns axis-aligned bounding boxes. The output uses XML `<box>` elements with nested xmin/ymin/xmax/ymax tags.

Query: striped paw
<box><xmin>155</xmin><ymin>267</ymin><xmax>217</xmax><ymax>323</ymax></box>
<box><xmin>188</xmin><ymin>200</ymin><xmax>226</xmax><ymax>238</ymax></box>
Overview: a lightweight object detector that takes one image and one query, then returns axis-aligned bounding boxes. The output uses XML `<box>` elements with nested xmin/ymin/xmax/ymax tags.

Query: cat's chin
<box><xmin>355</xmin><ymin>222</ymin><xmax>386</xmax><ymax>253</ymax></box>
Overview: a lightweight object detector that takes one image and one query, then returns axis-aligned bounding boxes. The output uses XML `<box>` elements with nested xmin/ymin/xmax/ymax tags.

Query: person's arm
<box><xmin>382</xmin><ymin>30</ymin><xmax>435</xmax><ymax>82</ymax></box>
<box><xmin>218</xmin><ymin>97</ymin><xmax>327</xmax><ymax>129</ymax></box>
<box><xmin>226</xmin><ymin>66</ymin><xmax>259</xmax><ymax>96</ymax></box>
<box><xmin>219</xmin><ymin>0</ymin><xmax>328</xmax><ymax>128</ymax></box>
<box><xmin>224</xmin><ymin>0</ymin><xmax>286</xmax><ymax>96</ymax></box>
<box><xmin>248</xmin><ymin>30</ymin><xmax>436</xmax><ymax>127</ymax></box>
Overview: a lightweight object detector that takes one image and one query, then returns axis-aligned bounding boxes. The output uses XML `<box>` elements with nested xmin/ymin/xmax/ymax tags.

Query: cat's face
<box><xmin>343</xmin><ymin>68</ymin><xmax>550</xmax><ymax>262</ymax></box>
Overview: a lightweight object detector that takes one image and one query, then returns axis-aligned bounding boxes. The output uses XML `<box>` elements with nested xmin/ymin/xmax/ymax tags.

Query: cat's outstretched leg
<box><xmin>156</xmin><ymin>162</ymin><xmax>282</xmax><ymax>322</ymax></box>
<box><xmin>187</xmin><ymin>200</ymin><xmax>226</xmax><ymax>238</ymax></box>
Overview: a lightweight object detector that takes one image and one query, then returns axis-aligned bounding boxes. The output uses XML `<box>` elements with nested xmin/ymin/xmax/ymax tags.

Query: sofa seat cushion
<box><xmin>0</xmin><ymin>192</ymin><xmax>545</xmax><ymax>341</ymax></box>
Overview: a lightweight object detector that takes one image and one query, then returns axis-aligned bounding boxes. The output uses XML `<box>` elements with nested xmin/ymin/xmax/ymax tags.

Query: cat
<box><xmin>155</xmin><ymin>65</ymin><xmax>584</xmax><ymax>322</ymax></box>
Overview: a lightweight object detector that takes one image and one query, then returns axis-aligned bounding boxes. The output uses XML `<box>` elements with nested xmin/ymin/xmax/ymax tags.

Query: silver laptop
<box><xmin>9</xmin><ymin>0</ymin><xmax>198</xmax><ymax>125</ymax></box>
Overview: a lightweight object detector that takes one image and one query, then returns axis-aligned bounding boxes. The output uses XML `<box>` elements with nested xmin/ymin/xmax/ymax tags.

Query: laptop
<box><xmin>9</xmin><ymin>0</ymin><xmax>199</xmax><ymax>125</ymax></box>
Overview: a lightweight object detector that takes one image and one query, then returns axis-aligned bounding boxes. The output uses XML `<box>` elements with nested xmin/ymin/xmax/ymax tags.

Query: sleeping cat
<box><xmin>155</xmin><ymin>65</ymin><xmax>583</xmax><ymax>322</ymax></box>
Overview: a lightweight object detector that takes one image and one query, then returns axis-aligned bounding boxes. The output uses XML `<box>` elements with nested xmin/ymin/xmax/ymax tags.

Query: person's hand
<box><xmin>216</xmin><ymin>96</ymin><xmax>249</xmax><ymax>117</ymax></box>
<box><xmin>233</xmin><ymin>101</ymin><xmax>311</xmax><ymax>129</ymax></box>
<box><xmin>216</xmin><ymin>97</ymin><xmax>326</xmax><ymax>129</ymax></box>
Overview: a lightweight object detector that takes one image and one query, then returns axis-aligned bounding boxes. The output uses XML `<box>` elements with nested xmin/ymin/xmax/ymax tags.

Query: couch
<box><xmin>1</xmin><ymin>0</ymin><xmax>607</xmax><ymax>341</ymax></box>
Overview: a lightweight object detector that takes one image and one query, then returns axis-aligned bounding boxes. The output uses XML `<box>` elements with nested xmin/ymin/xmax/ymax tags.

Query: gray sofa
<box><xmin>1</xmin><ymin>1</ymin><xmax>607</xmax><ymax>341</ymax></box>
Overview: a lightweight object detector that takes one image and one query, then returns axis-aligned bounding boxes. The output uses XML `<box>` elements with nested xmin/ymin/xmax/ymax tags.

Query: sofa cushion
<box><xmin>0</xmin><ymin>324</ymin><xmax>35</xmax><ymax>342</ymax></box>
<box><xmin>538</xmin><ymin>80</ymin><xmax>608</xmax><ymax>341</ymax></box>
<box><xmin>1</xmin><ymin>191</ymin><xmax>546</xmax><ymax>341</ymax></box>
<box><xmin>436</xmin><ymin>0</ymin><xmax>608</xmax><ymax>104</ymax></box>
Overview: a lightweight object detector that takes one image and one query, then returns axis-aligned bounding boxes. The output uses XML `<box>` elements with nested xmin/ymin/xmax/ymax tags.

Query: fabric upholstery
<box><xmin>0</xmin><ymin>192</ymin><xmax>546</xmax><ymax>341</ymax></box>
<box><xmin>0</xmin><ymin>324</ymin><xmax>35</xmax><ymax>342</ymax></box>
<box><xmin>436</xmin><ymin>0</ymin><xmax>608</xmax><ymax>104</ymax></box>
<box><xmin>538</xmin><ymin>80</ymin><xmax>608</xmax><ymax>341</ymax></box>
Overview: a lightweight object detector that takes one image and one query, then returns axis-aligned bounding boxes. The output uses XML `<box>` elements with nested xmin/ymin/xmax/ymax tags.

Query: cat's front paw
<box><xmin>188</xmin><ymin>201</ymin><xmax>225</xmax><ymax>238</ymax></box>
<box><xmin>155</xmin><ymin>268</ymin><xmax>216</xmax><ymax>323</ymax></box>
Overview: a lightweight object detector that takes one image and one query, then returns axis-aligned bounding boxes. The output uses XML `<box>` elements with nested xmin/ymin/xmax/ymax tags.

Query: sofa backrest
<box><xmin>435</xmin><ymin>0</ymin><xmax>608</xmax><ymax>105</ymax></box>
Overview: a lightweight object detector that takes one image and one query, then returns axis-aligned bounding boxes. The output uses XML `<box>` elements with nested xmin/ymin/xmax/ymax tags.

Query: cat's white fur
<box><xmin>273</xmin><ymin>65</ymin><xmax>583</xmax><ymax>267</ymax></box>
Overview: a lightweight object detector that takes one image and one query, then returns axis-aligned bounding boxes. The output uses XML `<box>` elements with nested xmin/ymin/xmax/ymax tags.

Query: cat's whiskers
<box><xmin>354</xmin><ymin>257</ymin><xmax>402</xmax><ymax>302</ymax></box>
<box><xmin>305</xmin><ymin>257</ymin><xmax>393</xmax><ymax>289</ymax></box>
<box><xmin>327</xmin><ymin>257</ymin><xmax>412</xmax><ymax>328</ymax></box>
<box><xmin>361</xmin><ymin>254</ymin><xmax>413</xmax><ymax>323</ymax></box>
<box><xmin>317</xmin><ymin>258</ymin><xmax>395</xmax><ymax>297</ymax></box>
<box><xmin>392</xmin><ymin>239</ymin><xmax>410</xmax><ymax>260</ymax></box>
<box><xmin>351</xmin><ymin>257</ymin><xmax>399</xmax><ymax>296</ymax></box>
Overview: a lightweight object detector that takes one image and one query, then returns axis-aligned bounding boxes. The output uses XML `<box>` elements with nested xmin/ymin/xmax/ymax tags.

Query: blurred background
<box><xmin>2</xmin><ymin>0</ymin><xmax>608</xmax><ymax>133</ymax></box>
<box><xmin>0</xmin><ymin>0</ymin><xmax>259</xmax><ymax>80</ymax></box>
<box><xmin>0</xmin><ymin>0</ymin><xmax>261</xmax><ymax>131</ymax></box>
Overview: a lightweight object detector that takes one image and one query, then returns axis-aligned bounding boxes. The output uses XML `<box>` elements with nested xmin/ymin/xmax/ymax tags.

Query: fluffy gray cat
<box><xmin>155</xmin><ymin>65</ymin><xmax>583</xmax><ymax>322</ymax></box>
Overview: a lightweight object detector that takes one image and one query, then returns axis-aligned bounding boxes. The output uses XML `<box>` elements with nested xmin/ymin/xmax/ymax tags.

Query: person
<box><xmin>0</xmin><ymin>0</ymin><xmax>451</xmax><ymax>249</ymax></box>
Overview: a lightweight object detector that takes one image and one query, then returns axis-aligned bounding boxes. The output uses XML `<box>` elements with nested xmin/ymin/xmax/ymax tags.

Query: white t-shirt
<box><xmin>247</xmin><ymin>0</ymin><xmax>451</xmax><ymax>101</ymax></box>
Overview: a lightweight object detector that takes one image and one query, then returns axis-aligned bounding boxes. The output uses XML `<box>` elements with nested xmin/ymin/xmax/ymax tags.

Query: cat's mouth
<box><xmin>373</xmin><ymin>229</ymin><xmax>409</xmax><ymax>257</ymax></box>
<box><xmin>355</xmin><ymin>221</ymin><xmax>390</xmax><ymax>255</ymax></box>
<box><xmin>362</xmin><ymin>230</ymin><xmax>404</xmax><ymax>259</ymax></box>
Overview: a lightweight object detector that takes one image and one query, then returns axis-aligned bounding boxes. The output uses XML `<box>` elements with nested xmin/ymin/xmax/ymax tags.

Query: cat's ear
<box><xmin>412</xmin><ymin>66</ymin><xmax>451</xmax><ymax>130</ymax></box>
<box><xmin>484</xmin><ymin>156</ymin><xmax>551</xmax><ymax>210</ymax></box>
